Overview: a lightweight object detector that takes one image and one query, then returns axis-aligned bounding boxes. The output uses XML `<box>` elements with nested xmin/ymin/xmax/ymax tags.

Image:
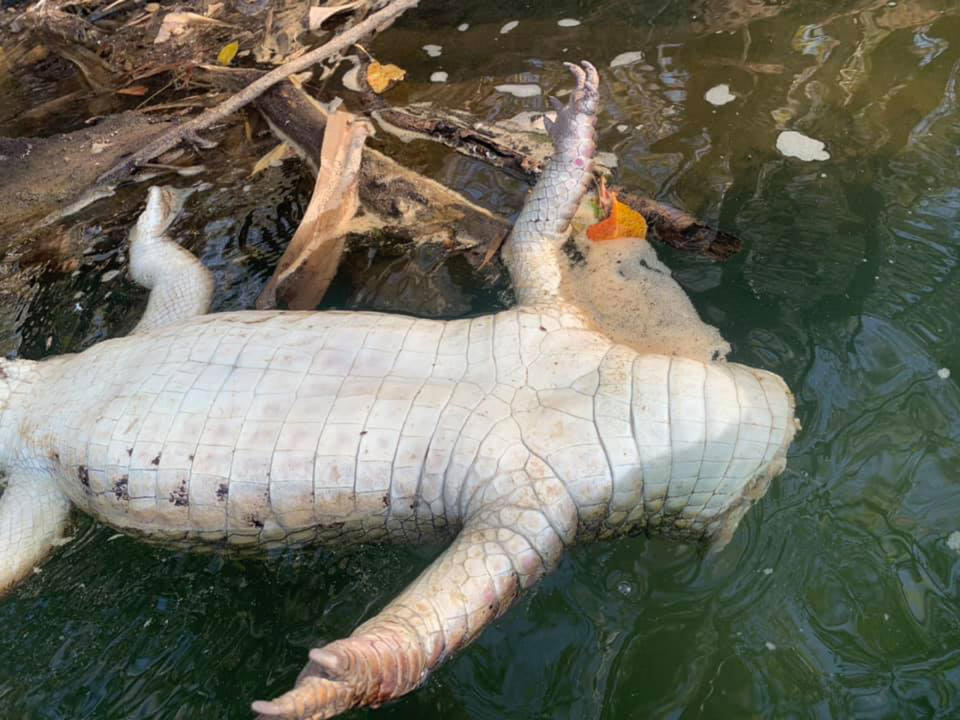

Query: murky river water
<box><xmin>3</xmin><ymin>0</ymin><xmax>960</xmax><ymax>717</ymax></box>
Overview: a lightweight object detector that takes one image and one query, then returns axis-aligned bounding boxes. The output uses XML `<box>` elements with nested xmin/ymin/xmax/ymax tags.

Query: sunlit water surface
<box><xmin>3</xmin><ymin>1</ymin><xmax>960</xmax><ymax>718</ymax></box>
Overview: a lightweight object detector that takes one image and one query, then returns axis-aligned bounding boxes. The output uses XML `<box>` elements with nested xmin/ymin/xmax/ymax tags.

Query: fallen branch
<box><xmin>193</xmin><ymin>61</ymin><xmax>740</xmax><ymax>260</ymax></box>
<box><xmin>96</xmin><ymin>0</ymin><xmax>420</xmax><ymax>185</ymax></box>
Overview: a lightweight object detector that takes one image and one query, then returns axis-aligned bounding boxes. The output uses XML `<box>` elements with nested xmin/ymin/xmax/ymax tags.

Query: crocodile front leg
<box><xmin>252</xmin><ymin>470</ymin><xmax>575</xmax><ymax>719</ymax></box>
<box><xmin>502</xmin><ymin>61</ymin><xmax>599</xmax><ymax>305</ymax></box>
<box><xmin>0</xmin><ymin>473</ymin><xmax>71</xmax><ymax>595</ymax></box>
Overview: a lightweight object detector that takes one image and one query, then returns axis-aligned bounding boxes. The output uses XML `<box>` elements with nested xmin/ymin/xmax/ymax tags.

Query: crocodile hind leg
<box><xmin>128</xmin><ymin>186</ymin><xmax>214</xmax><ymax>333</ymax></box>
<box><xmin>0</xmin><ymin>473</ymin><xmax>71</xmax><ymax>595</ymax></box>
<box><xmin>252</xmin><ymin>472</ymin><xmax>575</xmax><ymax>719</ymax></box>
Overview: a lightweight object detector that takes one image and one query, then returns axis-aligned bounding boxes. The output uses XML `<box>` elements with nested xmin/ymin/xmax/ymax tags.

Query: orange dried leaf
<box><xmin>366</xmin><ymin>61</ymin><xmax>405</xmax><ymax>93</ymax></box>
<box><xmin>587</xmin><ymin>192</ymin><xmax>648</xmax><ymax>242</ymax></box>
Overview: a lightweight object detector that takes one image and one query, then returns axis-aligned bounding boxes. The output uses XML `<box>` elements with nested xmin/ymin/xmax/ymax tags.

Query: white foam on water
<box><xmin>558</xmin><ymin>18</ymin><xmax>581</xmax><ymax>27</ymax></box>
<box><xmin>948</xmin><ymin>531</ymin><xmax>960</xmax><ymax>552</ymax></box>
<box><xmin>776</xmin><ymin>130</ymin><xmax>830</xmax><ymax>161</ymax></box>
<box><xmin>500</xmin><ymin>20</ymin><xmax>519</xmax><ymax>34</ymax></box>
<box><xmin>495</xmin><ymin>83</ymin><xmax>542</xmax><ymax>98</ymax></box>
<box><xmin>430</xmin><ymin>71</ymin><xmax>449</xmax><ymax>83</ymax></box>
<box><xmin>938</xmin><ymin>367</ymin><xmax>951</xmax><ymax>379</ymax></box>
<box><xmin>610</xmin><ymin>51</ymin><xmax>645</xmax><ymax>68</ymax></box>
<box><xmin>457</xmin><ymin>23</ymin><xmax>469</xmax><ymax>32</ymax></box>
<box><xmin>422</xmin><ymin>44</ymin><xmax>442</xmax><ymax>58</ymax></box>
<box><xmin>705</xmin><ymin>83</ymin><xmax>736</xmax><ymax>106</ymax></box>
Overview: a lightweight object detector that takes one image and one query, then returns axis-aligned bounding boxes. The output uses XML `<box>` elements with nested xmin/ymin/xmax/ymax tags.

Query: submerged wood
<box><xmin>614</xmin><ymin>189</ymin><xmax>742</xmax><ymax>261</ymax></box>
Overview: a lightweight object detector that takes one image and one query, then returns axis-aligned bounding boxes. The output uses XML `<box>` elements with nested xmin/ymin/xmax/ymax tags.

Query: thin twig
<box><xmin>96</xmin><ymin>0</ymin><xmax>419</xmax><ymax>186</ymax></box>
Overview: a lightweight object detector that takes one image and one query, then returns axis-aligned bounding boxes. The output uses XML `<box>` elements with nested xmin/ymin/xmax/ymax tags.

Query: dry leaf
<box><xmin>587</xmin><ymin>192</ymin><xmax>648</xmax><ymax>242</ymax></box>
<box><xmin>115</xmin><ymin>85</ymin><xmax>149</xmax><ymax>96</ymax></box>
<box><xmin>217</xmin><ymin>41</ymin><xmax>239</xmax><ymax>65</ymax></box>
<box><xmin>249</xmin><ymin>142</ymin><xmax>294</xmax><ymax>177</ymax></box>
<box><xmin>367</xmin><ymin>61</ymin><xmax>406</xmax><ymax>93</ymax></box>
<box><xmin>309</xmin><ymin>1</ymin><xmax>361</xmax><ymax>31</ymax></box>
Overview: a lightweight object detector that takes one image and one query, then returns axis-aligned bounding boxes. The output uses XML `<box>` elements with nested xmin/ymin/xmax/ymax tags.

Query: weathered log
<box><xmin>198</xmin><ymin>63</ymin><xmax>739</xmax><ymax>263</ymax></box>
<box><xmin>373</xmin><ymin>104</ymin><xmax>551</xmax><ymax>177</ymax></box>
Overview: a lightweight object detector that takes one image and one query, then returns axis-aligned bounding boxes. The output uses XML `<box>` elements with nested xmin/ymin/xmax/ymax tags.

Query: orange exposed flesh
<box><xmin>586</xmin><ymin>191</ymin><xmax>648</xmax><ymax>242</ymax></box>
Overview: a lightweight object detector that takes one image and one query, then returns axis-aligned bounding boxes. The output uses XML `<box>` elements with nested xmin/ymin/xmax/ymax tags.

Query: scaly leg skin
<box><xmin>129</xmin><ymin>186</ymin><xmax>215</xmax><ymax>333</ymax></box>
<box><xmin>0</xmin><ymin>473</ymin><xmax>71</xmax><ymax>596</ymax></box>
<box><xmin>252</xmin><ymin>472</ymin><xmax>573</xmax><ymax>719</ymax></box>
<box><xmin>502</xmin><ymin>61</ymin><xmax>599</xmax><ymax>305</ymax></box>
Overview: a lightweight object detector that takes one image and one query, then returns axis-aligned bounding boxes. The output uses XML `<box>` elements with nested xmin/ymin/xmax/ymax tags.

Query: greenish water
<box><xmin>4</xmin><ymin>0</ymin><xmax>960</xmax><ymax>717</ymax></box>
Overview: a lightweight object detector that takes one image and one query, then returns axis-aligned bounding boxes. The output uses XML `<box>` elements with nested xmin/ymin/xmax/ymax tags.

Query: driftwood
<box><xmin>376</xmin><ymin>105</ymin><xmax>742</xmax><ymax>260</ymax></box>
<box><xmin>373</xmin><ymin>105</ymin><xmax>552</xmax><ymax>177</ymax></box>
<box><xmin>96</xmin><ymin>0</ymin><xmax>420</xmax><ymax>186</ymax></box>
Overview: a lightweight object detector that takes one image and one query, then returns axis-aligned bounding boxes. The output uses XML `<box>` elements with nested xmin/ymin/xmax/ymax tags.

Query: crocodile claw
<box><xmin>546</xmin><ymin>61</ymin><xmax>599</xmax><ymax>146</ymax></box>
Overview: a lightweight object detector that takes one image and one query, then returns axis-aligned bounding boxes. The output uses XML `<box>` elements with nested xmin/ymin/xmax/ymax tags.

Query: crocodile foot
<box><xmin>252</xmin><ymin>632</ymin><xmax>426</xmax><ymax>720</ymax></box>
<box><xmin>544</xmin><ymin>60</ymin><xmax>599</xmax><ymax>150</ymax></box>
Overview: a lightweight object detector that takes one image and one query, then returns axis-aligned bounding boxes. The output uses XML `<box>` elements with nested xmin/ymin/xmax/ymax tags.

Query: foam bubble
<box><xmin>705</xmin><ymin>83</ymin><xmax>736</xmax><ymax>106</ymax></box>
<box><xmin>776</xmin><ymin>131</ymin><xmax>830</xmax><ymax>161</ymax></box>
<box><xmin>495</xmin><ymin>83</ymin><xmax>541</xmax><ymax>98</ymax></box>
<box><xmin>610</xmin><ymin>51</ymin><xmax>645</xmax><ymax>68</ymax></box>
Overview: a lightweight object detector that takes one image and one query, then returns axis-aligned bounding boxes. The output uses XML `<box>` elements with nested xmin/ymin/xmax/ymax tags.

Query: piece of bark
<box><xmin>256</xmin><ymin>110</ymin><xmax>370</xmax><ymax>310</ymax></box>
<box><xmin>376</xmin><ymin>105</ymin><xmax>742</xmax><ymax>260</ymax></box>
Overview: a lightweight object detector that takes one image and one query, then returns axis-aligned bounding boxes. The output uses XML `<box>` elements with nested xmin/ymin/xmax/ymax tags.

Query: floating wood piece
<box><xmin>255</xmin><ymin>110</ymin><xmax>370</xmax><ymax>310</ymax></box>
